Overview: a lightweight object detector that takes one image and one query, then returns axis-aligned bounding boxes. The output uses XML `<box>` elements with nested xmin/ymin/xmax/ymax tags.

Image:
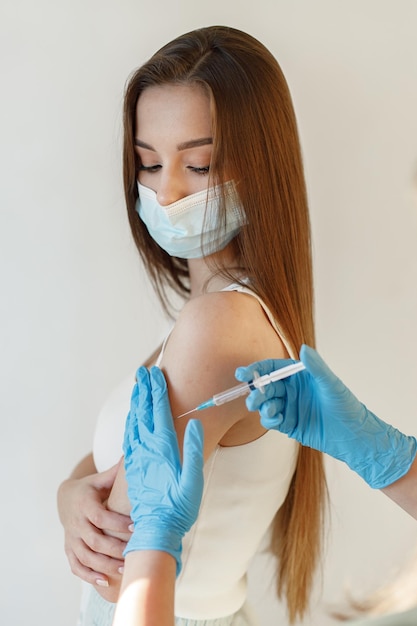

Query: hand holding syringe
<box><xmin>176</xmin><ymin>361</ymin><xmax>305</xmax><ymax>419</ymax></box>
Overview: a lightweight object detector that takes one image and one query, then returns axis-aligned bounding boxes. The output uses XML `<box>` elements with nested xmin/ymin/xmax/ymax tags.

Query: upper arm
<box><xmin>159</xmin><ymin>291</ymin><xmax>288</xmax><ymax>458</ymax></box>
<box><xmin>107</xmin><ymin>290</ymin><xmax>287</xmax><ymax>516</ymax></box>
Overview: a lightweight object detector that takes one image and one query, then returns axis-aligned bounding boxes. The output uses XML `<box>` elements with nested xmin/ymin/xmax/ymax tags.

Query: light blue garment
<box><xmin>77</xmin><ymin>588</ymin><xmax>116</xmax><ymax>626</ymax></box>
<box><xmin>347</xmin><ymin>606</ymin><xmax>417</xmax><ymax>626</ymax></box>
<box><xmin>136</xmin><ymin>180</ymin><xmax>245</xmax><ymax>259</ymax></box>
<box><xmin>77</xmin><ymin>587</ymin><xmax>258</xmax><ymax>626</ymax></box>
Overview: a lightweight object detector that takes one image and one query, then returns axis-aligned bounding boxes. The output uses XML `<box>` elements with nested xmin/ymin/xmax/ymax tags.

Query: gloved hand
<box><xmin>123</xmin><ymin>365</ymin><xmax>204</xmax><ymax>575</ymax></box>
<box><xmin>235</xmin><ymin>345</ymin><xmax>417</xmax><ymax>489</ymax></box>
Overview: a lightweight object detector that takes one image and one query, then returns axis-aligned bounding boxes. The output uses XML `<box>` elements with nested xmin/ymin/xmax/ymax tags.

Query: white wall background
<box><xmin>1</xmin><ymin>1</ymin><xmax>416</xmax><ymax>625</ymax></box>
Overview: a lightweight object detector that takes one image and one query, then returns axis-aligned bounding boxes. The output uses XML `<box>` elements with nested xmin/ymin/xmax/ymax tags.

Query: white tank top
<box><xmin>93</xmin><ymin>284</ymin><xmax>298</xmax><ymax>620</ymax></box>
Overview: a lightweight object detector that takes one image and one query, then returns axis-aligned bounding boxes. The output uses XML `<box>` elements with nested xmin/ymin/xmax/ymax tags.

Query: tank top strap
<box><xmin>221</xmin><ymin>282</ymin><xmax>296</xmax><ymax>359</ymax></box>
<box><xmin>154</xmin><ymin>326</ymin><xmax>174</xmax><ymax>367</ymax></box>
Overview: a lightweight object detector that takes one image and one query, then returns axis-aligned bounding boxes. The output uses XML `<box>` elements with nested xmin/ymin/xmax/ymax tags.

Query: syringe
<box><xmin>175</xmin><ymin>361</ymin><xmax>305</xmax><ymax>419</ymax></box>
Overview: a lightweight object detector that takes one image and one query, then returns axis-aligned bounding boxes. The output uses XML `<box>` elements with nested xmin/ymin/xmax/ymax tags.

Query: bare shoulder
<box><xmin>169</xmin><ymin>289</ymin><xmax>287</xmax><ymax>365</ymax></box>
<box><xmin>160</xmin><ymin>290</ymin><xmax>287</xmax><ymax>455</ymax></box>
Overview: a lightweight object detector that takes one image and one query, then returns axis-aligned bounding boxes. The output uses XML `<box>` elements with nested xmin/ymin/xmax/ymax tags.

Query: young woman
<box><xmin>58</xmin><ymin>25</ymin><xmax>327</xmax><ymax>626</ymax></box>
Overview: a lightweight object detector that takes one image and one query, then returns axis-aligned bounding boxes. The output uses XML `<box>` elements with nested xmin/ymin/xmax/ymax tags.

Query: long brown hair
<box><xmin>122</xmin><ymin>25</ymin><xmax>327</xmax><ymax>623</ymax></box>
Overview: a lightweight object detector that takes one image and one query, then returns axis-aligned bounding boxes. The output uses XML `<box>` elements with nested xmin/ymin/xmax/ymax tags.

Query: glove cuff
<box><xmin>372</xmin><ymin>435</ymin><xmax>417</xmax><ymax>490</ymax></box>
<box><xmin>357</xmin><ymin>428</ymin><xmax>417</xmax><ymax>489</ymax></box>
<box><xmin>123</xmin><ymin>522</ymin><xmax>183</xmax><ymax>577</ymax></box>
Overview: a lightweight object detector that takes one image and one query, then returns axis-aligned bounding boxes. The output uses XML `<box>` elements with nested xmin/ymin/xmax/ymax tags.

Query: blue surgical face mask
<box><xmin>135</xmin><ymin>180</ymin><xmax>245</xmax><ymax>259</ymax></box>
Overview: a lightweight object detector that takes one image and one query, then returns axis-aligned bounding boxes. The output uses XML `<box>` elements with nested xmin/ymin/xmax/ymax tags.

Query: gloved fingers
<box><xmin>235</xmin><ymin>359</ymin><xmax>274</xmax><ymax>383</ymax></box>
<box><xmin>245</xmin><ymin>380</ymin><xmax>286</xmax><ymax>411</ymax></box>
<box><xmin>259</xmin><ymin>399</ymin><xmax>292</xmax><ymax>434</ymax></box>
<box><xmin>235</xmin><ymin>358</ymin><xmax>295</xmax><ymax>384</ymax></box>
<box><xmin>260</xmin><ymin>411</ymin><xmax>284</xmax><ymax>430</ymax></box>
<box><xmin>124</xmin><ymin>377</ymin><xmax>142</xmax><ymax>452</ymax></box>
<box><xmin>149</xmin><ymin>366</ymin><xmax>174</xmax><ymax>435</ymax></box>
<box><xmin>180</xmin><ymin>419</ymin><xmax>204</xmax><ymax>506</ymax></box>
<box><xmin>130</xmin><ymin>375</ymin><xmax>140</xmax><ymax>403</ymax></box>
<box><xmin>300</xmin><ymin>345</ymin><xmax>339</xmax><ymax>385</ymax></box>
<box><xmin>135</xmin><ymin>366</ymin><xmax>154</xmax><ymax>437</ymax></box>
<box><xmin>122</xmin><ymin>409</ymin><xmax>132</xmax><ymax>458</ymax></box>
<box><xmin>300</xmin><ymin>344</ymin><xmax>356</xmax><ymax>406</ymax></box>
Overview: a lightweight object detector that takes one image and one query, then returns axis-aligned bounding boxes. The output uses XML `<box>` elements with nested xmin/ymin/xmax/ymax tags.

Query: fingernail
<box><xmin>118</xmin><ymin>566</ymin><xmax>124</xmax><ymax>574</ymax></box>
<box><xmin>95</xmin><ymin>579</ymin><xmax>109</xmax><ymax>587</ymax></box>
<box><xmin>128</xmin><ymin>523</ymin><xmax>134</xmax><ymax>532</ymax></box>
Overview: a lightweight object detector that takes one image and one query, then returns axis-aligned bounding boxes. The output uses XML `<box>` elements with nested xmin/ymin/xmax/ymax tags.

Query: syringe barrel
<box><xmin>211</xmin><ymin>381</ymin><xmax>251</xmax><ymax>406</ymax></box>
<box><xmin>253</xmin><ymin>361</ymin><xmax>305</xmax><ymax>389</ymax></box>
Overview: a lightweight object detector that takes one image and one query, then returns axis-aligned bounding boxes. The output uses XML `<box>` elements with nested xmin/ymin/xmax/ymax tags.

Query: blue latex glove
<box><xmin>123</xmin><ymin>365</ymin><xmax>204</xmax><ymax>575</ymax></box>
<box><xmin>235</xmin><ymin>345</ymin><xmax>417</xmax><ymax>489</ymax></box>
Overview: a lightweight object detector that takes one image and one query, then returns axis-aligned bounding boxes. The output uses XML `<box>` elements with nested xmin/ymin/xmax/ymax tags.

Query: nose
<box><xmin>156</xmin><ymin>171</ymin><xmax>187</xmax><ymax>206</ymax></box>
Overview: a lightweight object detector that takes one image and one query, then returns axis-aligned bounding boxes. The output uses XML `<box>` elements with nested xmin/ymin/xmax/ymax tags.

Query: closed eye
<box><xmin>139</xmin><ymin>164</ymin><xmax>162</xmax><ymax>173</ymax></box>
<box><xmin>188</xmin><ymin>166</ymin><xmax>210</xmax><ymax>175</ymax></box>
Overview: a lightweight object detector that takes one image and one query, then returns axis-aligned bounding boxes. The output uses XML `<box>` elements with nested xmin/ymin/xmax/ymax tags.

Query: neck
<box><xmin>187</xmin><ymin>244</ymin><xmax>238</xmax><ymax>299</ymax></box>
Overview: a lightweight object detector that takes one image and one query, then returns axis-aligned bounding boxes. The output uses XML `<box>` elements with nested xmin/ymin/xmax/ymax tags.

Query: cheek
<box><xmin>186</xmin><ymin>178</ymin><xmax>210</xmax><ymax>196</ymax></box>
<box><xmin>137</xmin><ymin>171</ymin><xmax>158</xmax><ymax>193</ymax></box>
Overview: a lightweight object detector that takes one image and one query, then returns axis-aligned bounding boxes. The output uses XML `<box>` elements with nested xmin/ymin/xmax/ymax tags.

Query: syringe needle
<box><xmin>175</xmin><ymin>407</ymin><xmax>201</xmax><ymax>420</ymax></box>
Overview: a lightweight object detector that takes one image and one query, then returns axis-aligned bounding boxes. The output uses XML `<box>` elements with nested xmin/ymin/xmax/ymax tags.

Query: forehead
<box><xmin>135</xmin><ymin>83</ymin><xmax>212</xmax><ymax>141</ymax></box>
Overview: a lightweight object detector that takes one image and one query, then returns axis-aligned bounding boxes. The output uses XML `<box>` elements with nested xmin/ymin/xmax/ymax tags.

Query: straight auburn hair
<box><xmin>122</xmin><ymin>25</ymin><xmax>327</xmax><ymax>623</ymax></box>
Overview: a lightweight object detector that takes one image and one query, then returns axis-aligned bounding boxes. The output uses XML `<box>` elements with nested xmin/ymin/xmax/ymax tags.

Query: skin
<box><xmin>57</xmin><ymin>455</ymin><xmax>130</xmax><ymax>587</ymax></box>
<box><xmin>382</xmin><ymin>457</ymin><xmax>417</xmax><ymax>521</ymax></box>
<box><xmin>112</xmin><ymin>551</ymin><xmax>176</xmax><ymax>626</ymax></box>
<box><xmin>135</xmin><ymin>84</ymin><xmax>215</xmax><ymax>201</ymax></box>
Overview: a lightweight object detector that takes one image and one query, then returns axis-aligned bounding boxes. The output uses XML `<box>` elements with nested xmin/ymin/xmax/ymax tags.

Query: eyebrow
<box><xmin>134</xmin><ymin>137</ymin><xmax>213</xmax><ymax>151</ymax></box>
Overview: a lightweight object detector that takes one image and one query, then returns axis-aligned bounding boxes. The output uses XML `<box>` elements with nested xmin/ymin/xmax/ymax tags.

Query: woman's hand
<box><xmin>57</xmin><ymin>462</ymin><xmax>132</xmax><ymax>587</ymax></box>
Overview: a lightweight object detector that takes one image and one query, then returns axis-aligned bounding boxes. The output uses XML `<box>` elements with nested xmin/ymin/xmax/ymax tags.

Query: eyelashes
<box><xmin>188</xmin><ymin>166</ymin><xmax>210</xmax><ymax>176</ymax></box>
<box><xmin>138</xmin><ymin>164</ymin><xmax>162</xmax><ymax>173</ymax></box>
<box><xmin>138</xmin><ymin>164</ymin><xmax>210</xmax><ymax>176</ymax></box>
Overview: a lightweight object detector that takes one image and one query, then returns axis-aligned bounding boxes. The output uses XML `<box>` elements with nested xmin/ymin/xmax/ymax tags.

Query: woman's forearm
<box><xmin>112</xmin><ymin>551</ymin><xmax>176</xmax><ymax>626</ymax></box>
<box><xmin>95</xmin><ymin>462</ymin><xmax>132</xmax><ymax>601</ymax></box>
<box><xmin>107</xmin><ymin>462</ymin><xmax>131</xmax><ymax>526</ymax></box>
<box><xmin>68</xmin><ymin>452</ymin><xmax>96</xmax><ymax>479</ymax></box>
